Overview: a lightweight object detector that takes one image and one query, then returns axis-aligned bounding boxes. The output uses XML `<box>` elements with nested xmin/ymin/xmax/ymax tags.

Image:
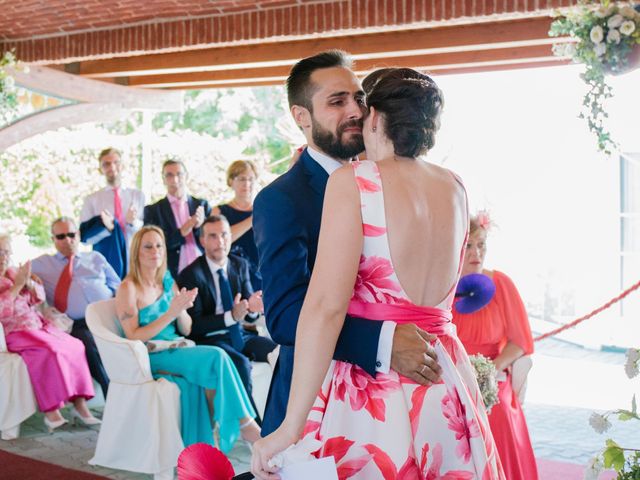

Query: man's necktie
<box><xmin>217</xmin><ymin>268</ymin><xmax>245</xmax><ymax>351</ymax></box>
<box><xmin>113</xmin><ymin>187</ymin><xmax>126</xmax><ymax>235</ymax></box>
<box><xmin>54</xmin><ymin>255</ymin><xmax>74</xmax><ymax>313</ymax></box>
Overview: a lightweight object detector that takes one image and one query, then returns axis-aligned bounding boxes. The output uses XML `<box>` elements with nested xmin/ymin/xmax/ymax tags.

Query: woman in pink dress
<box><xmin>252</xmin><ymin>68</ymin><xmax>504</xmax><ymax>479</ymax></box>
<box><xmin>0</xmin><ymin>234</ymin><xmax>98</xmax><ymax>432</ymax></box>
<box><xmin>451</xmin><ymin>213</ymin><xmax>538</xmax><ymax>480</ymax></box>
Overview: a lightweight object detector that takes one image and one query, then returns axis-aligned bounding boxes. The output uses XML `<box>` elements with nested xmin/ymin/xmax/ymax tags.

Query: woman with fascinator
<box><xmin>452</xmin><ymin>212</ymin><xmax>538</xmax><ymax>480</ymax></box>
<box><xmin>251</xmin><ymin>64</ymin><xmax>504</xmax><ymax>479</ymax></box>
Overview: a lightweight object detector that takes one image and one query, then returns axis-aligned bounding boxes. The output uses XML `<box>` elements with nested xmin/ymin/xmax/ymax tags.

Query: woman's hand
<box><xmin>167</xmin><ymin>287</ymin><xmax>198</xmax><ymax>318</ymax></box>
<box><xmin>13</xmin><ymin>261</ymin><xmax>31</xmax><ymax>290</ymax></box>
<box><xmin>251</xmin><ymin>422</ymin><xmax>300</xmax><ymax>480</ymax></box>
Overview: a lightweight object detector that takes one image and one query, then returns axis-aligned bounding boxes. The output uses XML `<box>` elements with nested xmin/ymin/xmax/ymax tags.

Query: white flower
<box><xmin>584</xmin><ymin>455</ymin><xmax>604</xmax><ymax>480</ymax></box>
<box><xmin>588</xmin><ymin>412</ymin><xmax>611</xmax><ymax>434</ymax></box>
<box><xmin>625</xmin><ymin>348</ymin><xmax>640</xmax><ymax>379</ymax></box>
<box><xmin>594</xmin><ymin>42</ymin><xmax>607</xmax><ymax>57</ymax></box>
<box><xmin>620</xmin><ymin>20</ymin><xmax>636</xmax><ymax>36</ymax></box>
<box><xmin>595</xmin><ymin>6</ymin><xmax>614</xmax><ymax>19</ymax></box>
<box><xmin>607</xmin><ymin>14</ymin><xmax>624</xmax><ymax>29</ymax></box>
<box><xmin>620</xmin><ymin>6</ymin><xmax>637</xmax><ymax>19</ymax></box>
<box><xmin>4</xmin><ymin>75</ymin><xmax>15</xmax><ymax>90</ymax></box>
<box><xmin>590</xmin><ymin>25</ymin><xmax>604</xmax><ymax>44</ymax></box>
<box><xmin>607</xmin><ymin>28</ymin><xmax>621</xmax><ymax>44</ymax></box>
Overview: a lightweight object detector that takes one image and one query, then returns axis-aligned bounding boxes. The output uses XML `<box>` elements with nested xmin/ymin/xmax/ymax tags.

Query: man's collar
<box><xmin>306</xmin><ymin>146</ymin><xmax>344</xmax><ymax>175</ymax></box>
<box><xmin>206</xmin><ymin>255</ymin><xmax>227</xmax><ymax>272</ymax></box>
<box><xmin>167</xmin><ymin>193</ymin><xmax>187</xmax><ymax>203</ymax></box>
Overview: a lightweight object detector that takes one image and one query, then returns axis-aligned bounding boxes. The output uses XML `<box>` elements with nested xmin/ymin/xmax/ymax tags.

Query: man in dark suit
<box><xmin>253</xmin><ymin>50</ymin><xmax>443</xmax><ymax>435</ymax></box>
<box><xmin>143</xmin><ymin>159</ymin><xmax>211</xmax><ymax>279</ymax></box>
<box><xmin>178</xmin><ymin>215</ymin><xmax>277</xmax><ymax>419</ymax></box>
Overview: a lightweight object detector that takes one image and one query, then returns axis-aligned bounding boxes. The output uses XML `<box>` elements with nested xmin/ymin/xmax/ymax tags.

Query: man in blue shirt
<box><xmin>32</xmin><ymin>216</ymin><xmax>121</xmax><ymax>397</ymax></box>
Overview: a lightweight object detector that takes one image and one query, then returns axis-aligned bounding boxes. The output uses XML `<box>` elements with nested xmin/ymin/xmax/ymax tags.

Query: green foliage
<box><xmin>550</xmin><ymin>1</ymin><xmax>640</xmax><ymax>154</ymax></box>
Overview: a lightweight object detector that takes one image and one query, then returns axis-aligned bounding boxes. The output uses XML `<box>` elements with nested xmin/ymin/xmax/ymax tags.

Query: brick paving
<box><xmin>1</xmin><ymin>336</ymin><xmax>637</xmax><ymax>479</ymax></box>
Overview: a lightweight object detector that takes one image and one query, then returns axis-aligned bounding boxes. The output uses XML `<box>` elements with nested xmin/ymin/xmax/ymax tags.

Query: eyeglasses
<box><xmin>53</xmin><ymin>232</ymin><xmax>77</xmax><ymax>240</ymax></box>
<box><xmin>163</xmin><ymin>172</ymin><xmax>185</xmax><ymax>179</ymax></box>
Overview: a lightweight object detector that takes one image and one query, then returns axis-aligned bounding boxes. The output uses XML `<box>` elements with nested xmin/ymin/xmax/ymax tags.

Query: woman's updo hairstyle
<box><xmin>363</xmin><ymin>68</ymin><xmax>444</xmax><ymax>158</ymax></box>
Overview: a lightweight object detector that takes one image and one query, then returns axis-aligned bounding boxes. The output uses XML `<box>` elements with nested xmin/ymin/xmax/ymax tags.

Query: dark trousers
<box><xmin>196</xmin><ymin>331</ymin><xmax>276</xmax><ymax>424</ymax></box>
<box><xmin>71</xmin><ymin>319</ymin><xmax>109</xmax><ymax>398</ymax></box>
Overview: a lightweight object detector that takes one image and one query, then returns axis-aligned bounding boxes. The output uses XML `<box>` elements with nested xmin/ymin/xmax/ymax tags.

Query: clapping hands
<box><xmin>168</xmin><ymin>287</ymin><xmax>198</xmax><ymax>318</ymax></box>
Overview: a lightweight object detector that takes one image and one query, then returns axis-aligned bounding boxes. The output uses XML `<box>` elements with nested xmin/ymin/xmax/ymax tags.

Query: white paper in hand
<box><xmin>278</xmin><ymin>456</ymin><xmax>338</xmax><ymax>480</ymax></box>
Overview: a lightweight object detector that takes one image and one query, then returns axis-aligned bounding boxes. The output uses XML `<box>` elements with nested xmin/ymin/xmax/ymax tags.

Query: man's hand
<box><xmin>193</xmin><ymin>205</ymin><xmax>205</xmax><ymax>228</ymax></box>
<box><xmin>100</xmin><ymin>209</ymin><xmax>115</xmax><ymax>231</ymax></box>
<box><xmin>247</xmin><ymin>290</ymin><xmax>264</xmax><ymax>314</ymax></box>
<box><xmin>232</xmin><ymin>293</ymin><xmax>249</xmax><ymax>321</ymax></box>
<box><xmin>125</xmin><ymin>205</ymin><xmax>138</xmax><ymax>225</ymax></box>
<box><xmin>390</xmin><ymin>323</ymin><xmax>442</xmax><ymax>385</ymax></box>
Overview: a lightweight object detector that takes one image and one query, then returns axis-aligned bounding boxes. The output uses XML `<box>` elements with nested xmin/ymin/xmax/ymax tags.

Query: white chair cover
<box><xmin>0</xmin><ymin>323</ymin><xmax>38</xmax><ymax>440</ymax></box>
<box><xmin>86</xmin><ymin>300</ymin><xmax>183</xmax><ymax>476</ymax></box>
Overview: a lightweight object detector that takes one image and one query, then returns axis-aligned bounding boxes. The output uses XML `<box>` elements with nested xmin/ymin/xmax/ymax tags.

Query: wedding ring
<box><xmin>420</xmin><ymin>365</ymin><xmax>427</xmax><ymax>375</ymax></box>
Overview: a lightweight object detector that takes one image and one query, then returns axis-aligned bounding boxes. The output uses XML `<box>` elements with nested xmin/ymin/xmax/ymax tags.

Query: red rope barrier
<box><xmin>533</xmin><ymin>279</ymin><xmax>640</xmax><ymax>342</ymax></box>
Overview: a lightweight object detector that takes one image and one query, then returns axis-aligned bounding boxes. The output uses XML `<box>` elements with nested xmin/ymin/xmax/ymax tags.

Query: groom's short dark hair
<box><xmin>286</xmin><ymin>50</ymin><xmax>353</xmax><ymax>112</ymax></box>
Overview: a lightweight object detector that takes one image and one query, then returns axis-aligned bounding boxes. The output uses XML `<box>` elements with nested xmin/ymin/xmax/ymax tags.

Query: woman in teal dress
<box><xmin>115</xmin><ymin>225</ymin><xmax>261</xmax><ymax>452</ymax></box>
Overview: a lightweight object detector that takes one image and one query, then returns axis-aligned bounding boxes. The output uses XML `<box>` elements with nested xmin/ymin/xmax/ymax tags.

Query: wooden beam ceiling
<box><xmin>69</xmin><ymin>16</ymin><xmax>569</xmax><ymax>89</ymax></box>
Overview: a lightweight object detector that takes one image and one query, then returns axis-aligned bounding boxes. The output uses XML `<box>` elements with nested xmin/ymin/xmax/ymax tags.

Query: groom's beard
<box><xmin>311</xmin><ymin>117</ymin><xmax>365</xmax><ymax>160</ymax></box>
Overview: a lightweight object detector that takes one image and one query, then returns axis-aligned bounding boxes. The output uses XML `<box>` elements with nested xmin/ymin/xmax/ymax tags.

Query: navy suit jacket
<box><xmin>177</xmin><ymin>254</ymin><xmax>255</xmax><ymax>340</ymax></box>
<box><xmin>80</xmin><ymin>215</ymin><xmax>128</xmax><ymax>279</ymax></box>
<box><xmin>253</xmin><ymin>149</ymin><xmax>383</xmax><ymax>435</ymax></box>
<box><xmin>143</xmin><ymin>195</ymin><xmax>211</xmax><ymax>279</ymax></box>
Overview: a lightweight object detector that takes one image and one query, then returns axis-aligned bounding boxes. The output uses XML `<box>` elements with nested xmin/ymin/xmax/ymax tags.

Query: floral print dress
<box><xmin>303</xmin><ymin>161</ymin><xmax>505</xmax><ymax>479</ymax></box>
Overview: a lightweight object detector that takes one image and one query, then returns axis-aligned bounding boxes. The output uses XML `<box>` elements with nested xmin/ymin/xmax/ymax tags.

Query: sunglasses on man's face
<box><xmin>53</xmin><ymin>232</ymin><xmax>77</xmax><ymax>240</ymax></box>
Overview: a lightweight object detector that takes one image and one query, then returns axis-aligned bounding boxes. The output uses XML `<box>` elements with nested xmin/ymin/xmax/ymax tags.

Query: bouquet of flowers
<box><xmin>469</xmin><ymin>353</ymin><xmax>500</xmax><ymax>414</ymax></box>
<box><xmin>550</xmin><ymin>1</ymin><xmax>640</xmax><ymax>154</ymax></box>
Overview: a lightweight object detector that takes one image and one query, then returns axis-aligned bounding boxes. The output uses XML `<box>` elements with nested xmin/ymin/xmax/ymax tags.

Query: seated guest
<box><xmin>115</xmin><ymin>225</ymin><xmax>261</xmax><ymax>451</ymax></box>
<box><xmin>178</xmin><ymin>215</ymin><xmax>277</xmax><ymax>418</ymax></box>
<box><xmin>80</xmin><ymin>148</ymin><xmax>145</xmax><ymax>279</ymax></box>
<box><xmin>143</xmin><ymin>159</ymin><xmax>211</xmax><ymax>279</ymax></box>
<box><xmin>213</xmin><ymin>160</ymin><xmax>261</xmax><ymax>289</ymax></box>
<box><xmin>32</xmin><ymin>217</ymin><xmax>120</xmax><ymax>397</ymax></box>
<box><xmin>0</xmin><ymin>234</ymin><xmax>99</xmax><ymax>432</ymax></box>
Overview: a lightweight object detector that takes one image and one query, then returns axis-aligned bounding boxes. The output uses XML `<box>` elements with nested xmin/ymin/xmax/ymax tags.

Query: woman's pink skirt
<box><xmin>6</xmin><ymin>324</ymin><xmax>94</xmax><ymax>412</ymax></box>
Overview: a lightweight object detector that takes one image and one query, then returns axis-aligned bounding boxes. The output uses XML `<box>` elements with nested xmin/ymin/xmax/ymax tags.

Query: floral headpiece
<box><xmin>475</xmin><ymin>210</ymin><xmax>492</xmax><ymax>231</ymax></box>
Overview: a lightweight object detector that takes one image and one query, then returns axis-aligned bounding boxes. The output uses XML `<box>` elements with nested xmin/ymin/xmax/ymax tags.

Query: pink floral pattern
<box><xmin>0</xmin><ymin>269</ymin><xmax>46</xmax><ymax>335</ymax></box>
<box><xmin>300</xmin><ymin>161</ymin><xmax>503</xmax><ymax>479</ymax></box>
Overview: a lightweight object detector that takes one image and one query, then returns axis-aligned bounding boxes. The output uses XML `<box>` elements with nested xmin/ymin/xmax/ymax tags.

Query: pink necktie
<box><xmin>113</xmin><ymin>188</ymin><xmax>126</xmax><ymax>235</ymax></box>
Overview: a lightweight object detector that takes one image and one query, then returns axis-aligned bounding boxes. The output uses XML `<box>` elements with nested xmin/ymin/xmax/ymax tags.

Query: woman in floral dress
<box><xmin>252</xmin><ymin>67</ymin><xmax>504</xmax><ymax>479</ymax></box>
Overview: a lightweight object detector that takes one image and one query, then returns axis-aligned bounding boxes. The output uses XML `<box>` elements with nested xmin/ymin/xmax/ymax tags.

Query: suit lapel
<box><xmin>199</xmin><ymin>255</ymin><xmax>218</xmax><ymax>306</ymax></box>
<box><xmin>300</xmin><ymin>150</ymin><xmax>329</xmax><ymax>199</ymax></box>
<box><xmin>160</xmin><ymin>197</ymin><xmax>178</xmax><ymax>230</ymax></box>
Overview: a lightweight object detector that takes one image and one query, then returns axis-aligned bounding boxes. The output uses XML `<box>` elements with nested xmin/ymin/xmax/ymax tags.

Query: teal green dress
<box><xmin>138</xmin><ymin>271</ymin><xmax>255</xmax><ymax>452</ymax></box>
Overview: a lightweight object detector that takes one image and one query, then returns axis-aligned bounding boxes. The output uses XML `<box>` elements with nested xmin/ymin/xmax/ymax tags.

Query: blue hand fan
<box><xmin>454</xmin><ymin>273</ymin><xmax>496</xmax><ymax>314</ymax></box>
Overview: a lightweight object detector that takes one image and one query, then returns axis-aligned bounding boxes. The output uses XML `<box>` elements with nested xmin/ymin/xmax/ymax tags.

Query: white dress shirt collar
<box><xmin>306</xmin><ymin>146</ymin><xmax>344</xmax><ymax>175</ymax></box>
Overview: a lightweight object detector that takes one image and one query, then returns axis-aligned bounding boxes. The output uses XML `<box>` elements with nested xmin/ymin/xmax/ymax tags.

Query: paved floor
<box><xmin>1</xmin><ymin>335</ymin><xmax>638</xmax><ymax>479</ymax></box>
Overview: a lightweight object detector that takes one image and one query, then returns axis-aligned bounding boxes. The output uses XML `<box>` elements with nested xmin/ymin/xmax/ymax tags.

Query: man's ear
<box><xmin>291</xmin><ymin>105</ymin><xmax>311</xmax><ymax>130</ymax></box>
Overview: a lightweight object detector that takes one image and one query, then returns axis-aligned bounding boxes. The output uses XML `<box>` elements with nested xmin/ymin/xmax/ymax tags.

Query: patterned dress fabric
<box><xmin>302</xmin><ymin>161</ymin><xmax>505</xmax><ymax>479</ymax></box>
<box><xmin>452</xmin><ymin>271</ymin><xmax>538</xmax><ymax>480</ymax></box>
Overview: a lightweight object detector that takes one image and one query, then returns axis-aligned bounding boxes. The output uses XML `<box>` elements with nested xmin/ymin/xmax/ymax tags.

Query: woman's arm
<box><xmin>493</xmin><ymin>341</ymin><xmax>525</xmax><ymax>372</ymax></box>
<box><xmin>252</xmin><ymin>166</ymin><xmax>362</xmax><ymax>477</ymax></box>
<box><xmin>116</xmin><ymin>280</ymin><xmax>181</xmax><ymax>342</ymax></box>
<box><xmin>230</xmin><ymin>215</ymin><xmax>253</xmax><ymax>242</ymax></box>
<box><xmin>172</xmin><ymin>283</ymin><xmax>193</xmax><ymax>336</ymax></box>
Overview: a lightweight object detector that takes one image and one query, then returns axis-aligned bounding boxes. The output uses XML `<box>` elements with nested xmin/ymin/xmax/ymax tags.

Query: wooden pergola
<box><xmin>1</xmin><ymin>0</ymin><xmax>575</xmax><ymax>89</ymax></box>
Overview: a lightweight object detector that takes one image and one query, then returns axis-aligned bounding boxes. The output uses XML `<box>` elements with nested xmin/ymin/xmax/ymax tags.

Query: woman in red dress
<box><xmin>452</xmin><ymin>212</ymin><xmax>539</xmax><ymax>480</ymax></box>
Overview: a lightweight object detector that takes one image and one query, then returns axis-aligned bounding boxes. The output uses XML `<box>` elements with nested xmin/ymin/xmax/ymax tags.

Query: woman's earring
<box><xmin>372</xmin><ymin>126</ymin><xmax>377</xmax><ymax>133</ymax></box>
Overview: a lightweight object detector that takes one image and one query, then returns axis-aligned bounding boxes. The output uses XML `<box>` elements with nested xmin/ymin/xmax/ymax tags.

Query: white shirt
<box><xmin>306</xmin><ymin>147</ymin><xmax>395</xmax><ymax>374</ymax></box>
<box><xmin>80</xmin><ymin>186</ymin><xmax>145</xmax><ymax>247</ymax></box>
<box><xmin>205</xmin><ymin>256</ymin><xmax>236</xmax><ymax>334</ymax></box>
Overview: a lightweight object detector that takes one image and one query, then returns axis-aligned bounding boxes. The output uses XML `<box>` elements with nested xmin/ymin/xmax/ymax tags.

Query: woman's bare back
<box><xmin>375</xmin><ymin>158</ymin><xmax>467</xmax><ymax>308</ymax></box>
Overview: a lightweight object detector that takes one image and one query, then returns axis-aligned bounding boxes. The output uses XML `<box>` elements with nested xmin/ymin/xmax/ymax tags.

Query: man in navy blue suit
<box><xmin>254</xmin><ymin>50</ymin><xmax>442</xmax><ymax>435</ymax></box>
<box><xmin>143</xmin><ymin>159</ymin><xmax>211</xmax><ymax>279</ymax></box>
<box><xmin>177</xmin><ymin>215</ymin><xmax>277</xmax><ymax>420</ymax></box>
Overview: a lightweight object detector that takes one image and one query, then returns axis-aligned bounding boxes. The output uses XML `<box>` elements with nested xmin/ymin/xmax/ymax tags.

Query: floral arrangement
<box><xmin>550</xmin><ymin>1</ymin><xmax>640</xmax><ymax>154</ymax></box>
<box><xmin>469</xmin><ymin>353</ymin><xmax>500</xmax><ymax>413</ymax></box>
<box><xmin>585</xmin><ymin>347</ymin><xmax>640</xmax><ymax>479</ymax></box>
<box><xmin>0</xmin><ymin>50</ymin><xmax>26</xmax><ymax>125</ymax></box>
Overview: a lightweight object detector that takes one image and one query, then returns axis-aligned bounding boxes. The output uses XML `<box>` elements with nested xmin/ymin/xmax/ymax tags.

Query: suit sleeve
<box><xmin>254</xmin><ymin>186</ymin><xmax>382</xmax><ymax>376</ymax></box>
<box><xmin>177</xmin><ymin>266</ymin><xmax>227</xmax><ymax>336</ymax></box>
<box><xmin>80</xmin><ymin>215</ymin><xmax>111</xmax><ymax>245</ymax></box>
